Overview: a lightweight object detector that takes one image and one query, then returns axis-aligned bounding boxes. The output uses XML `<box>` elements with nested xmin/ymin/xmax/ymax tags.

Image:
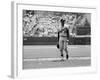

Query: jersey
<box><xmin>57</xmin><ymin>27</ymin><xmax>69</xmax><ymax>41</ymax></box>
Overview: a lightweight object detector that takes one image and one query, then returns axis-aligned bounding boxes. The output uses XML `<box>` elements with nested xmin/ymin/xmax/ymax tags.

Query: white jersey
<box><xmin>59</xmin><ymin>24</ymin><xmax>69</xmax><ymax>37</ymax></box>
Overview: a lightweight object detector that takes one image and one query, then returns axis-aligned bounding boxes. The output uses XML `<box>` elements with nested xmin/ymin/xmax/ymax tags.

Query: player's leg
<box><xmin>64</xmin><ymin>41</ymin><xmax>69</xmax><ymax>59</ymax></box>
<box><xmin>59</xmin><ymin>39</ymin><xmax>64</xmax><ymax>58</ymax></box>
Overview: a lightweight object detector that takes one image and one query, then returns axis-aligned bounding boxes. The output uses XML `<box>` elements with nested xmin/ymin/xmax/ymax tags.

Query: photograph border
<box><xmin>11</xmin><ymin>1</ymin><xmax>97</xmax><ymax>78</ymax></box>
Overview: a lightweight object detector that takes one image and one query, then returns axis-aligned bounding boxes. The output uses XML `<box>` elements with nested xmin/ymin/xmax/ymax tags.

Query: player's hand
<box><xmin>70</xmin><ymin>33</ymin><xmax>76</xmax><ymax>37</ymax></box>
<box><xmin>67</xmin><ymin>40</ymin><xmax>69</xmax><ymax>42</ymax></box>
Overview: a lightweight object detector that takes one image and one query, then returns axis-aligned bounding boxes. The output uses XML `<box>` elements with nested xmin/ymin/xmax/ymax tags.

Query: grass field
<box><xmin>23</xmin><ymin>45</ymin><xmax>91</xmax><ymax>69</ymax></box>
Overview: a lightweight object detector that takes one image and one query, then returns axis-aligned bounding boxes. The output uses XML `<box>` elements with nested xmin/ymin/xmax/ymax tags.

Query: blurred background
<box><xmin>23</xmin><ymin>10</ymin><xmax>91</xmax><ymax>45</ymax></box>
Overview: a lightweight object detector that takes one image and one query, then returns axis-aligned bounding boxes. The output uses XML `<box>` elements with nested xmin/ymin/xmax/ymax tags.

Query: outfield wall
<box><xmin>23</xmin><ymin>36</ymin><xmax>90</xmax><ymax>45</ymax></box>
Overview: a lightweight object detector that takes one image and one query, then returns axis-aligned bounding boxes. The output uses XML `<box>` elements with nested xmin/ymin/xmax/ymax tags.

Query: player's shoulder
<box><xmin>64</xmin><ymin>24</ymin><xmax>69</xmax><ymax>28</ymax></box>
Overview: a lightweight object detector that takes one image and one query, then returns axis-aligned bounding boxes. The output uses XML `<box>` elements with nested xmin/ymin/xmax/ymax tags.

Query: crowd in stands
<box><xmin>23</xmin><ymin>10</ymin><xmax>90</xmax><ymax>37</ymax></box>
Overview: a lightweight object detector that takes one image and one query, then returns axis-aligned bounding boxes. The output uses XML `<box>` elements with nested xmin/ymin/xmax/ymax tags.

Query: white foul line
<box><xmin>23</xmin><ymin>57</ymin><xmax>90</xmax><ymax>62</ymax></box>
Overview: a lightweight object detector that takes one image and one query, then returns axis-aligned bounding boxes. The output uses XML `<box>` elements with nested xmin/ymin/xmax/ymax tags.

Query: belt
<box><xmin>60</xmin><ymin>36</ymin><xmax>67</xmax><ymax>37</ymax></box>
